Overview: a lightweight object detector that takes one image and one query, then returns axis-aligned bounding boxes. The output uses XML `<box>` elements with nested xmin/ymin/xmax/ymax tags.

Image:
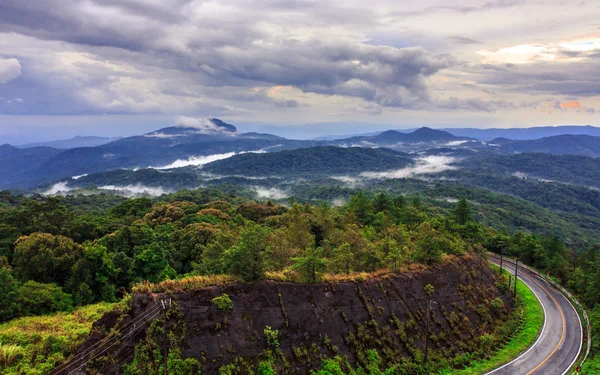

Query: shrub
<box><xmin>257</xmin><ymin>360</ymin><xmax>276</xmax><ymax>375</ymax></box>
<box><xmin>424</xmin><ymin>284</ymin><xmax>435</xmax><ymax>296</ymax></box>
<box><xmin>264</xmin><ymin>326</ymin><xmax>279</xmax><ymax>347</ymax></box>
<box><xmin>0</xmin><ymin>268</ymin><xmax>20</xmax><ymax>322</ymax></box>
<box><xmin>17</xmin><ymin>281</ymin><xmax>73</xmax><ymax>316</ymax></box>
<box><xmin>491</xmin><ymin>297</ymin><xmax>505</xmax><ymax>311</ymax></box>
<box><xmin>0</xmin><ymin>342</ymin><xmax>24</xmax><ymax>369</ymax></box>
<box><xmin>212</xmin><ymin>294</ymin><xmax>233</xmax><ymax>310</ymax></box>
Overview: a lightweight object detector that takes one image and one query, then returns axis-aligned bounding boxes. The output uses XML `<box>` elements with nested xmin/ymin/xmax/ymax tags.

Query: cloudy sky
<box><xmin>0</xmin><ymin>0</ymin><xmax>599</xmax><ymax>142</ymax></box>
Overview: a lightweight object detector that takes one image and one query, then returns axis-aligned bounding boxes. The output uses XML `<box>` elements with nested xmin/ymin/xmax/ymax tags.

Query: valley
<box><xmin>3</xmin><ymin>1</ymin><xmax>600</xmax><ymax>373</ymax></box>
<box><xmin>2</xmin><ymin>120</ymin><xmax>600</xmax><ymax>374</ymax></box>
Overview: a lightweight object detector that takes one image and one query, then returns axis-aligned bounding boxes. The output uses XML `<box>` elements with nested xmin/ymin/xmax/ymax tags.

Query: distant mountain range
<box><xmin>441</xmin><ymin>125</ymin><xmax>600</xmax><ymax>141</ymax></box>
<box><xmin>491</xmin><ymin>134</ymin><xmax>600</xmax><ymax>158</ymax></box>
<box><xmin>316</xmin><ymin>125</ymin><xmax>600</xmax><ymax>142</ymax></box>
<box><xmin>456</xmin><ymin>152</ymin><xmax>600</xmax><ymax>188</ymax></box>
<box><xmin>0</xmin><ymin>145</ymin><xmax>63</xmax><ymax>188</ymax></box>
<box><xmin>0</xmin><ymin>121</ymin><xmax>469</xmax><ymax>189</ymax></box>
<box><xmin>17</xmin><ymin>136</ymin><xmax>122</xmax><ymax>149</ymax></box>
<box><xmin>4</xmin><ymin>118</ymin><xmax>600</xmax><ymax>191</ymax></box>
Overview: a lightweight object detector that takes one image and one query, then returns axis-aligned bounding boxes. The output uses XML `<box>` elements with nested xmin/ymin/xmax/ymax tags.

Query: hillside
<box><xmin>0</xmin><ymin>121</ymin><xmax>316</xmax><ymax>188</ymax></box>
<box><xmin>0</xmin><ymin>144</ymin><xmax>62</xmax><ymax>187</ymax></box>
<box><xmin>203</xmin><ymin>146</ymin><xmax>414</xmax><ymax>177</ymax></box>
<box><xmin>495</xmin><ymin>134</ymin><xmax>600</xmax><ymax>157</ymax></box>
<box><xmin>17</xmin><ymin>136</ymin><xmax>121</xmax><ymax>149</ymax></box>
<box><xmin>0</xmin><ymin>124</ymin><xmax>482</xmax><ymax>189</ymax></box>
<box><xmin>0</xmin><ymin>187</ymin><xmax>597</xmax><ymax>374</ymax></box>
<box><xmin>331</xmin><ymin>127</ymin><xmax>473</xmax><ymax>150</ymax></box>
<box><xmin>65</xmin><ymin>256</ymin><xmax>513</xmax><ymax>374</ymax></box>
<box><xmin>460</xmin><ymin>153</ymin><xmax>600</xmax><ymax>188</ymax></box>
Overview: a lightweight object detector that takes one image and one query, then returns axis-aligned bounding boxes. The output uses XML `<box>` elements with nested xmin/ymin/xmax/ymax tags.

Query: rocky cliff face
<box><xmin>66</xmin><ymin>255</ymin><xmax>513</xmax><ymax>374</ymax></box>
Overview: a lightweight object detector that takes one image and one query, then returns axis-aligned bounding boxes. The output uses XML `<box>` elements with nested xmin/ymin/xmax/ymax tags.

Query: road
<box><xmin>486</xmin><ymin>256</ymin><xmax>583</xmax><ymax>375</ymax></box>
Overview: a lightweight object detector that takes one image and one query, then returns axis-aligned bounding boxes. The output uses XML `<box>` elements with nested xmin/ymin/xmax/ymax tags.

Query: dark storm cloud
<box><xmin>1</xmin><ymin>0</ymin><xmax>596</xmax><ymax>119</ymax></box>
<box><xmin>472</xmin><ymin>59</ymin><xmax>600</xmax><ymax>96</ymax></box>
<box><xmin>0</xmin><ymin>0</ymin><xmax>263</xmax><ymax>52</ymax></box>
<box><xmin>0</xmin><ymin>0</ymin><xmax>456</xmax><ymax>114</ymax></box>
<box><xmin>196</xmin><ymin>41</ymin><xmax>454</xmax><ymax>107</ymax></box>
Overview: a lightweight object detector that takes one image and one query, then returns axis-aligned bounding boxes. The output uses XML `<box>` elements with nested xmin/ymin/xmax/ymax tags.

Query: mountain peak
<box><xmin>148</xmin><ymin>117</ymin><xmax>238</xmax><ymax>137</ymax></box>
<box><xmin>208</xmin><ymin>118</ymin><xmax>237</xmax><ymax>133</ymax></box>
<box><xmin>408</xmin><ymin>127</ymin><xmax>458</xmax><ymax>141</ymax></box>
<box><xmin>412</xmin><ymin>126</ymin><xmax>436</xmax><ymax>133</ymax></box>
<box><xmin>0</xmin><ymin>144</ymin><xmax>18</xmax><ymax>154</ymax></box>
<box><xmin>173</xmin><ymin>117</ymin><xmax>237</xmax><ymax>134</ymax></box>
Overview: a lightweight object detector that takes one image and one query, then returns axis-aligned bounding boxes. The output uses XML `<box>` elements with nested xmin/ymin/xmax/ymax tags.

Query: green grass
<box><xmin>0</xmin><ymin>302</ymin><xmax>116</xmax><ymax>375</ymax></box>
<box><xmin>582</xmin><ymin>355</ymin><xmax>600</xmax><ymax>374</ymax></box>
<box><xmin>442</xmin><ymin>271</ymin><xmax>544</xmax><ymax>375</ymax></box>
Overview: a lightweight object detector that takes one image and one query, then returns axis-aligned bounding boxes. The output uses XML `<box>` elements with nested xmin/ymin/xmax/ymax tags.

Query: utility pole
<box><xmin>513</xmin><ymin>258</ymin><xmax>518</xmax><ymax>301</ymax></box>
<box><xmin>507</xmin><ymin>275</ymin><xmax>512</xmax><ymax>299</ymax></box>
<box><xmin>499</xmin><ymin>249</ymin><xmax>504</xmax><ymax>274</ymax></box>
<box><xmin>161</xmin><ymin>298</ymin><xmax>171</xmax><ymax>375</ymax></box>
<box><xmin>424</xmin><ymin>299</ymin><xmax>437</xmax><ymax>374</ymax></box>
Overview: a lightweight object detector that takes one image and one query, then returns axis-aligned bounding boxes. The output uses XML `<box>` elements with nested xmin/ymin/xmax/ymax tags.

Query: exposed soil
<box><xmin>66</xmin><ymin>255</ymin><xmax>512</xmax><ymax>374</ymax></box>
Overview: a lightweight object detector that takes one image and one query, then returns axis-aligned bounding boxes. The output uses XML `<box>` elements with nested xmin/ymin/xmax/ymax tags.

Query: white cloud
<box><xmin>174</xmin><ymin>117</ymin><xmax>236</xmax><ymax>134</ymax></box>
<box><xmin>331</xmin><ymin>175</ymin><xmax>362</xmax><ymax>187</ymax></box>
<box><xmin>151</xmin><ymin>149</ymin><xmax>268</xmax><ymax>170</ymax></box>
<box><xmin>144</xmin><ymin>132</ymin><xmax>183</xmax><ymax>139</ymax></box>
<box><xmin>253</xmin><ymin>187</ymin><xmax>289</xmax><ymax>200</ymax></box>
<box><xmin>361</xmin><ymin>156</ymin><xmax>458</xmax><ymax>179</ymax></box>
<box><xmin>445</xmin><ymin>140</ymin><xmax>468</xmax><ymax>146</ymax></box>
<box><xmin>98</xmin><ymin>184</ymin><xmax>170</xmax><ymax>197</ymax></box>
<box><xmin>330</xmin><ymin>198</ymin><xmax>346</xmax><ymax>207</ymax></box>
<box><xmin>0</xmin><ymin>58</ymin><xmax>21</xmax><ymax>84</ymax></box>
<box><xmin>151</xmin><ymin>152</ymin><xmax>237</xmax><ymax>170</ymax></box>
<box><xmin>42</xmin><ymin>181</ymin><xmax>73</xmax><ymax>195</ymax></box>
<box><xmin>72</xmin><ymin>173</ymin><xmax>88</xmax><ymax>180</ymax></box>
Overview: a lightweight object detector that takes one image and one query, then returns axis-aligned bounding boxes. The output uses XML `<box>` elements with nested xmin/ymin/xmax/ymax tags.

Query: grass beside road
<box><xmin>442</xmin><ymin>267</ymin><xmax>544</xmax><ymax>375</ymax></box>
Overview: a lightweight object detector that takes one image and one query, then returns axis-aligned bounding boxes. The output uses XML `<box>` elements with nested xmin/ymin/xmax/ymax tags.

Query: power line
<box><xmin>95</xmin><ymin>315</ymin><xmax>158</xmax><ymax>375</ymax></box>
<box><xmin>50</xmin><ymin>304</ymin><xmax>162</xmax><ymax>375</ymax></box>
<box><xmin>66</xmin><ymin>308</ymin><xmax>162</xmax><ymax>375</ymax></box>
<box><xmin>50</xmin><ymin>305</ymin><xmax>161</xmax><ymax>375</ymax></box>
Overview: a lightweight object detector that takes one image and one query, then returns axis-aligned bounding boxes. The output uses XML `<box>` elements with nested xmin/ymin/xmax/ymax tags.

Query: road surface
<box><xmin>486</xmin><ymin>256</ymin><xmax>583</xmax><ymax>375</ymax></box>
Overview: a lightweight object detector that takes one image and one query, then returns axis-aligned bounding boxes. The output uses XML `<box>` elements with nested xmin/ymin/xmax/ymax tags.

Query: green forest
<box><xmin>1</xmin><ymin>188</ymin><xmax>599</xmax><ymax>373</ymax></box>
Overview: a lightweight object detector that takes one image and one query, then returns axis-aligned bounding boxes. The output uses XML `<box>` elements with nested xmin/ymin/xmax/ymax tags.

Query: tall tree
<box><xmin>293</xmin><ymin>247</ymin><xmax>326</xmax><ymax>283</ymax></box>
<box><xmin>225</xmin><ymin>224</ymin><xmax>271</xmax><ymax>282</ymax></box>
<box><xmin>347</xmin><ymin>192</ymin><xmax>373</xmax><ymax>225</ymax></box>
<box><xmin>453</xmin><ymin>198</ymin><xmax>472</xmax><ymax>225</ymax></box>
<box><xmin>330</xmin><ymin>243</ymin><xmax>354</xmax><ymax>274</ymax></box>
<box><xmin>0</xmin><ymin>266</ymin><xmax>20</xmax><ymax>322</ymax></box>
<box><xmin>12</xmin><ymin>232</ymin><xmax>83</xmax><ymax>285</ymax></box>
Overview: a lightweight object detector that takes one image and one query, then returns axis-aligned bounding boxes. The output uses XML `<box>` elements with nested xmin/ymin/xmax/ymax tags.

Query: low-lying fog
<box><xmin>360</xmin><ymin>156</ymin><xmax>458</xmax><ymax>179</ymax></box>
<box><xmin>150</xmin><ymin>149</ymin><xmax>267</xmax><ymax>170</ymax></box>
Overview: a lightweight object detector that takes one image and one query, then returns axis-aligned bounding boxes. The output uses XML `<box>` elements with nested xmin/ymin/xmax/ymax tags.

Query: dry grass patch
<box><xmin>132</xmin><ymin>274</ymin><xmax>237</xmax><ymax>294</ymax></box>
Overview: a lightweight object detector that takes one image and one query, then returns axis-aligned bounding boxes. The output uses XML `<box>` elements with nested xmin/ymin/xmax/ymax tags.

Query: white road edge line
<box><xmin>484</xmin><ymin>264</ymin><xmax>548</xmax><ymax>375</ymax></box>
<box><xmin>560</xmin><ymin>292</ymin><xmax>583</xmax><ymax>375</ymax></box>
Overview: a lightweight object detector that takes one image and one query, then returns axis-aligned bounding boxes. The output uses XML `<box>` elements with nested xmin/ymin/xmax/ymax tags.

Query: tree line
<box><xmin>1</xmin><ymin>188</ymin><xmax>600</xmax><ymax>369</ymax></box>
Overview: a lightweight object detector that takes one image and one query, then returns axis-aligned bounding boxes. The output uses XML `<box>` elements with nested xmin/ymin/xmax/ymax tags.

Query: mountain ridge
<box><xmin>17</xmin><ymin>136</ymin><xmax>122</xmax><ymax>150</ymax></box>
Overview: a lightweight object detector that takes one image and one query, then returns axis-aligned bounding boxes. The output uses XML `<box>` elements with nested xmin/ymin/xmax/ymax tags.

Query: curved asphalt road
<box><xmin>486</xmin><ymin>256</ymin><xmax>583</xmax><ymax>375</ymax></box>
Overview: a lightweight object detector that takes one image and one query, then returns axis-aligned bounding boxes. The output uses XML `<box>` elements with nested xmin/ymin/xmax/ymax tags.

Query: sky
<box><xmin>0</xmin><ymin>0</ymin><xmax>599</xmax><ymax>142</ymax></box>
